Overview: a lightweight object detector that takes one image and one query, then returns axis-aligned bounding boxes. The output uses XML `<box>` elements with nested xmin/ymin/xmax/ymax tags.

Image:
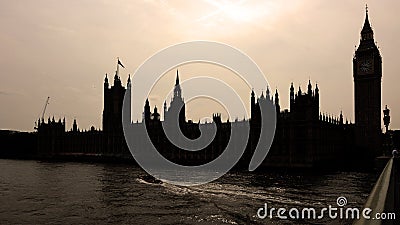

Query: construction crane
<box><xmin>34</xmin><ymin>97</ymin><xmax>50</xmax><ymax>130</ymax></box>
<box><xmin>41</xmin><ymin>97</ymin><xmax>50</xmax><ymax>120</ymax></box>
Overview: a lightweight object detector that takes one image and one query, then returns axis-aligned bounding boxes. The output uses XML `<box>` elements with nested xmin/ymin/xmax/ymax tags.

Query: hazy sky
<box><xmin>1</xmin><ymin>0</ymin><xmax>399</xmax><ymax>131</ymax></box>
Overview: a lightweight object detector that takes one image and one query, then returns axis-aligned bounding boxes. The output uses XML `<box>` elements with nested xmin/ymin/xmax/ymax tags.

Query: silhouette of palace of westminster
<box><xmin>32</xmin><ymin>8</ymin><xmax>392</xmax><ymax>169</ymax></box>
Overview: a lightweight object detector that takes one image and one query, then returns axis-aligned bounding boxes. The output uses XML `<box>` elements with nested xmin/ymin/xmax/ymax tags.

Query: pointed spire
<box><xmin>173</xmin><ymin>70</ymin><xmax>182</xmax><ymax>100</ymax></box>
<box><xmin>163</xmin><ymin>100</ymin><xmax>167</xmax><ymax>120</ymax></box>
<box><xmin>339</xmin><ymin>111</ymin><xmax>344</xmax><ymax>124</ymax></box>
<box><xmin>308</xmin><ymin>79</ymin><xmax>312</xmax><ymax>95</ymax></box>
<box><xmin>73</xmin><ymin>118</ymin><xmax>78</xmax><ymax>132</ymax></box>
<box><xmin>260</xmin><ymin>90</ymin><xmax>265</xmax><ymax>99</ymax></box>
<box><xmin>275</xmin><ymin>89</ymin><xmax>279</xmax><ymax>106</ymax></box>
<box><xmin>251</xmin><ymin>89</ymin><xmax>255</xmax><ymax>97</ymax></box>
<box><xmin>104</xmin><ymin>73</ymin><xmax>109</xmax><ymax>89</ymax></box>
<box><xmin>144</xmin><ymin>98</ymin><xmax>151</xmax><ymax>121</ymax></box>
<box><xmin>361</xmin><ymin>4</ymin><xmax>373</xmax><ymax>40</ymax></box>
<box><xmin>127</xmin><ymin>74</ymin><xmax>131</xmax><ymax>88</ymax></box>
<box><xmin>290</xmin><ymin>82</ymin><xmax>295</xmax><ymax>103</ymax></box>
<box><xmin>176</xmin><ymin>69</ymin><xmax>180</xmax><ymax>85</ymax></box>
<box><xmin>266</xmin><ymin>86</ymin><xmax>270</xmax><ymax>99</ymax></box>
<box><xmin>363</xmin><ymin>4</ymin><xmax>371</xmax><ymax>29</ymax></box>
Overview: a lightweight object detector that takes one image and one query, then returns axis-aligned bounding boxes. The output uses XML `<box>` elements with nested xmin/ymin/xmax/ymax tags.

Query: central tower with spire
<box><xmin>353</xmin><ymin>5</ymin><xmax>382</xmax><ymax>158</ymax></box>
<box><xmin>164</xmin><ymin>70</ymin><xmax>186</xmax><ymax>124</ymax></box>
<box><xmin>173</xmin><ymin>70</ymin><xmax>182</xmax><ymax>101</ymax></box>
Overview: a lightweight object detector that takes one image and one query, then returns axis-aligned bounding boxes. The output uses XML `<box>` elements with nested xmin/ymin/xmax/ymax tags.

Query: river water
<box><xmin>0</xmin><ymin>159</ymin><xmax>377</xmax><ymax>224</ymax></box>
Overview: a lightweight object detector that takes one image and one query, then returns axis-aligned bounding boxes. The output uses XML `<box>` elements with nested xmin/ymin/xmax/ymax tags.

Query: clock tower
<box><xmin>353</xmin><ymin>6</ymin><xmax>382</xmax><ymax>159</ymax></box>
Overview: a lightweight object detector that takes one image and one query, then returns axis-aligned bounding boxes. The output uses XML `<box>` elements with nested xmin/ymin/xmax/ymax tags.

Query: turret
<box><xmin>213</xmin><ymin>113</ymin><xmax>222</xmax><ymax>124</ymax></box>
<box><xmin>290</xmin><ymin>83</ymin><xmax>294</xmax><ymax>111</ymax></box>
<box><xmin>124</xmin><ymin>74</ymin><xmax>132</xmax><ymax>125</ymax></box>
<box><xmin>251</xmin><ymin>89</ymin><xmax>255</xmax><ymax>120</ymax></box>
<box><xmin>307</xmin><ymin>80</ymin><xmax>312</xmax><ymax>96</ymax></box>
<box><xmin>275</xmin><ymin>89</ymin><xmax>280</xmax><ymax>113</ymax></box>
<box><xmin>314</xmin><ymin>83</ymin><xmax>319</xmax><ymax>106</ymax></box>
<box><xmin>163</xmin><ymin>100</ymin><xmax>167</xmax><ymax>121</ymax></box>
<box><xmin>72</xmin><ymin>119</ymin><xmax>78</xmax><ymax>132</ymax></box>
<box><xmin>144</xmin><ymin>98</ymin><xmax>151</xmax><ymax>122</ymax></box>
<box><xmin>339</xmin><ymin>111</ymin><xmax>343</xmax><ymax>125</ymax></box>
<box><xmin>127</xmin><ymin>74</ymin><xmax>131</xmax><ymax>89</ymax></box>
<box><xmin>290</xmin><ymin>83</ymin><xmax>294</xmax><ymax>99</ymax></box>
<box><xmin>153</xmin><ymin>106</ymin><xmax>160</xmax><ymax>121</ymax></box>
<box><xmin>251</xmin><ymin>89</ymin><xmax>255</xmax><ymax>103</ymax></box>
<box><xmin>104</xmin><ymin>74</ymin><xmax>109</xmax><ymax>89</ymax></box>
<box><xmin>259</xmin><ymin>91</ymin><xmax>265</xmax><ymax>101</ymax></box>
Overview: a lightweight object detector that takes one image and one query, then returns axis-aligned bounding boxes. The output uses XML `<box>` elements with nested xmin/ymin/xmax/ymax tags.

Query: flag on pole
<box><xmin>118</xmin><ymin>58</ymin><xmax>125</xmax><ymax>68</ymax></box>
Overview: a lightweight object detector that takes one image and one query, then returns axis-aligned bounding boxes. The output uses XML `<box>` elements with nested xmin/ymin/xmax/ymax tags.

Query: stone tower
<box><xmin>353</xmin><ymin>6</ymin><xmax>382</xmax><ymax>158</ymax></box>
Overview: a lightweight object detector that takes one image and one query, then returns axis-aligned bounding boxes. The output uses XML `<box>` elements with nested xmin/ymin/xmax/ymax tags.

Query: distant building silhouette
<box><xmin>35</xmin><ymin>8</ymin><xmax>385</xmax><ymax>168</ymax></box>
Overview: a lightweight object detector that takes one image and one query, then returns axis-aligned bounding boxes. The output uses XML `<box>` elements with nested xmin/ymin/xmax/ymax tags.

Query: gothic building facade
<box><xmin>36</xmin><ymin>8</ymin><xmax>384</xmax><ymax>168</ymax></box>
<box><xmin>37</xmin><ymin>71</ymin><xmax>132</xmax><ymax>160</ymax></box>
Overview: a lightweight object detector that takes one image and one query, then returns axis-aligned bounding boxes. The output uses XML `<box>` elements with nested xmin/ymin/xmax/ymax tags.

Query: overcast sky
<box><xmin>1</xmin><ymin>0</ymin><xmax>399</xmax><ymax>131</ymax></box>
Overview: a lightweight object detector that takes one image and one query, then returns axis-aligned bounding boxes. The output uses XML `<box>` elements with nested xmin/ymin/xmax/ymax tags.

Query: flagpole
<box><xmin>116</xmin><ymin>57</ymin><xmax>119</xmax><ymax>77</ymax></box>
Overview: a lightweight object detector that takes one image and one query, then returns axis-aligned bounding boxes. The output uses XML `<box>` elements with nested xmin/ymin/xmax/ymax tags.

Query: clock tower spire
<box><xmin>361</xmin><ymin>4</ymin><xmax>373</xmax><ymax>41</ymax></box>
<box><xmin>353</xmin><ymin>6</ymin><xmax>382</xmax><ymax>160</ymax></box>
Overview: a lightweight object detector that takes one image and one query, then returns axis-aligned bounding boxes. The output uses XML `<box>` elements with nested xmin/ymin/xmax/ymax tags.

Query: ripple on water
<box><xmin>0</xmin><ymin>159</ymin><xmax>378</xmax><ymax>224</ymax></box>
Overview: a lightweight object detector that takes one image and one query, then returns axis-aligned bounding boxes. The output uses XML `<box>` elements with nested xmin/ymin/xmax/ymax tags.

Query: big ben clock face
<box><xmin>358</xmin><ymin>58</ymin><xmax>373</xmax><ymax>74</ymax></box>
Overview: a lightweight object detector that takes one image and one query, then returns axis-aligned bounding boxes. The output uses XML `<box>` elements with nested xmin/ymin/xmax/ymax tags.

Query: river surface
<box><xmin>0</xmin><ymin>159</ymin><xmax>378</xmax><ymax>224</ymax></box>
